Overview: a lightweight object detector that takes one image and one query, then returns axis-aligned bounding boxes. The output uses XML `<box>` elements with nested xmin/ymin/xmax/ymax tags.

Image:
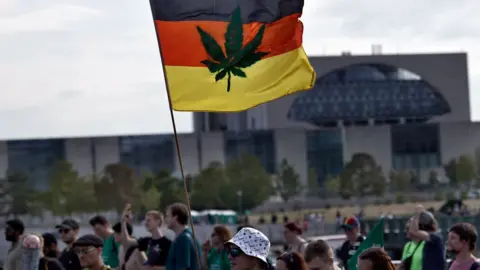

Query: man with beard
<box><xmin>56</xmin><ymin>219</ymin><xmax>82</xmax><ymax>270</ymax></box>
<box><xmin>447</xmin><ymin>222</ymin><xmax>479</xmax><ymax>270</ymax></box>
<box><xmin>4</xmin><ymin>219</ymin><xmax>24</xmax><ymax>270</ymax></box>
<box><xmin>39</xmin><ymin>233</ymin><xmax>65</xmax><ymax>270</ymax></box>
<box><xmin>165</xmin><ymin>203</ymin><xmax>202</xmax><ymax>270</ymax></box>
<box><xmin>73</xmin><ymin>234</ymin><xmax>111</xmax><ymax>270</ymax></box>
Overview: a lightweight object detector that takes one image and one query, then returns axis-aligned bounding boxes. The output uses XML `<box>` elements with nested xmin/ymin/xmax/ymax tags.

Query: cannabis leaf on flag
<box><xmin>196</xmin><ymin>7</ymin><xmax>268</xmax><ymax>92</ymax></box>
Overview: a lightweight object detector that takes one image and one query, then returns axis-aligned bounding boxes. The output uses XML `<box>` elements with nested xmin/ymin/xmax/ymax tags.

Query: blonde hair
<box><xmin>304</xmin><ymin>239</ymin><xmax>334</xmax><ymax>262</ymax></box>
<box><xmin>146</xmin><ymin>210</ymin><xmax>164</xmax><ymax>223</ymax></box>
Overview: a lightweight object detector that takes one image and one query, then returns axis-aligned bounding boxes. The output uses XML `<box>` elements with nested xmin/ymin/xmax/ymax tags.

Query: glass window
<box><xmin>224</xmin><ymin>131</ymin><xmax>276</xmax><ymax>173</ymax></box>
<box><xmin>306</xmin><ymin>129</ymin><xmax>344</xmax><ymax>184</ymax></box>
<box><xmin>7</xmin><ymin>139</ymin><xmax>66</xmax><ymax>190</ymax></box>
<box><xmin>391</xmin><ymin>124</ymin><xmax>441</xmax><ymax>170</ymax></box>
<box><xmin>119</xmin><ymin>135</ymin><xmax>174</xmax><ymax>176</ymax></box>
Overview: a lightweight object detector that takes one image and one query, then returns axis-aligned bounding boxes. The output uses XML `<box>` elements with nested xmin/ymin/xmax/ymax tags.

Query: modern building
<box><xmin>0</xmin><ymin>52</ymin><xmax>478</xmax><ymax>189</ymax></box>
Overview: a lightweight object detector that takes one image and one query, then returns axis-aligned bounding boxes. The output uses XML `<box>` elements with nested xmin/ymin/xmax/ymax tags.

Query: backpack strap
<box><xmin>470</xmin><ymin>261</ymin><xmax>480</xmax><ymax>270</ymax></box>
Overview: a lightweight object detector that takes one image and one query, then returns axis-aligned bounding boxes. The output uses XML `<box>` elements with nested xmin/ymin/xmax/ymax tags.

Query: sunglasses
<box><xmin>227</xmin><ymin>247</ymin><xmax>244</xmax><ymax>258</ymax></box>
<box><xmin>75</xmin><ymin>247</ymin><xmax>96</xmax><ymax>255</ymax></box>
<box><xmin>58</xmin><ymin>228</ymin><xmax>70</xmax><ymax>234</ymax></box>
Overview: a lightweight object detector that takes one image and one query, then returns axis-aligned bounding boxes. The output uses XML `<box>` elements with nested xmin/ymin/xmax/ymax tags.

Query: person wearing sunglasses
<box><xmin>55</xmin><ymin>219</ymin><xmax>82</xmax><ymax>270</ymax></box>
<box><xmin>304</xmin><ymin>239</ymin><xmax>341</xmax><ymax>270</ymax></box>
<box><xmin>276</xmin><ymin>251</ymin><xmax>308</xmax><ymax>270</ymax></box>
<box><xmin>73</xmin><ymin>234</ymin><xmax>111</xmax><ymax>270</ymax></box>
<box><xmin>225</xmin><ymin>227</ymin><xmax>272</xmax><ymax>270</ymax></box>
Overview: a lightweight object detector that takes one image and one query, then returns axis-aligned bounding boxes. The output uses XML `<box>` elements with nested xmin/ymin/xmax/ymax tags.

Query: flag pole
<box><xmin>148</xmin><ymin>0</ymin><xmax>202</xmax><ymax>268</ymax></box>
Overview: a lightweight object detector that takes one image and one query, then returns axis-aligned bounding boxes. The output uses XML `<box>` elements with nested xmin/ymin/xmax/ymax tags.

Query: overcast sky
<box><xmin>0</xmin><ymin>0</ymin><xmax>479</xmax><ymax>140</ymax></box>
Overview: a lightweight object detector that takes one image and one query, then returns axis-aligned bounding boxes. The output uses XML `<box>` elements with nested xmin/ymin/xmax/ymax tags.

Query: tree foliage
<box><xmin>274</xmin><ymin>159</ymin><xmax>302</xmax><ymax>202</ymax></box>
<box><xmin>444</xmin><ymin>155</ymin><xmax>476</xmax><ymax>187</ymax></box>
<box><xmin>0</xmin><ymin>171</ymin><xmax>40</xmax><ymax>217</ymax></box>
<box><xmin>339</xmin><ymin>153</ymin><xmax>386</xmax><ymax>198</ymax></box>
<box><xmin>190</xmin><ymin>162</ymin><xmax>228</xmax><ymax>209</ymax></box>
<box><xmin>389</xmin><ymin>170</ymin><xmax>411</xmax><ymax>192</ymax></box>
<box><xmin>306</xmin><ymin>168</ymin><xmax>320</xmax><ymax>197</ymax></box>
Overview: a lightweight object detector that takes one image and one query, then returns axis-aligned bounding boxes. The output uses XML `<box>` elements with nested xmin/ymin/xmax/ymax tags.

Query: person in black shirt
<box><xmin>336</xmin><ymin>216</ymin><xmax>365</xmax><ymax>270</ymax></box>
<box><xmin>120</xmin><ymin>204</ymin><xmax>172</xmax><ymax>267</ymax></box>
<box><xmin>38</xmin><ymin>233</ymin><xmax>64</xmax><ymax>270</ymax></box>
<box><xmin>56</xmin><ymin>219</ymin><xmax>82</xmax><ymax>270</ymax></box>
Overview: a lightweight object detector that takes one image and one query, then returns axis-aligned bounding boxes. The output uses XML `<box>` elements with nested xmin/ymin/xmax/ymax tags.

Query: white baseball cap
<box><xmin>226</xmin><ymin>227</ymin><xmax>270</xmax><ymax>263</ymax></box>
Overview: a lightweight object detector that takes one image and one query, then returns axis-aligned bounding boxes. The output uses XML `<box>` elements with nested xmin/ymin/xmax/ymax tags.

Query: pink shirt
<box><xmin>450</xmin><ymin>258</ymin><xmax>480</xmax><ymax>270</ymax></box>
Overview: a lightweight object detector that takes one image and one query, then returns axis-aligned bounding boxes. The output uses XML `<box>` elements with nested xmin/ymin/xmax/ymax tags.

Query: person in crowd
<box><xmin>283</xmin><ymin>222</ymin><xmax>308</xmax><ymax>255</ymax></box>
<box><xmin>235</xmin><ymin>225</ymin><xmax>275</xmax><ymax>268</ymax></box>
<box><xmin>42</xmin><ymin>233</ymin><xmax>61</xmax><ymax>259</ymax></box>
<box><xmin>336</xmin><ymin>216</ymin><xmax>365</xmax><ymax>270</ymax></box>
<box><xmin>202</xmin><ymin>225</ymin><xmax>232</xmax><ymax>270</ymax></box>
<box><xmin>112</xmin><ymin>221</ymin><xmax>133</xmax><ymax>268</ymax></box>
<box><xmin>35</xmin><ymin>234</ymin><xmax>65</xmax><ymax>270</ymax></box>
<box><xmin>4</xmin><ymin>219</ymin><xmax>24</xmax><ymax>270</ymax></box>
<box><xmin>73</xmin><ymin>234</ymin><xmax>111</xmax><ymax>270</ymax></box>
<box><xmin>56</xmin><ymin>219</ymin><xmax>82</xmax><ymax>270</ymax></box>
<box><xmin>165</xmin><ymin>202</ymin><xmax>202</xmax><ymax>270</ymax></box>
<box><xmin>120</xmin><ymin>203</ymin><xmax>172</xmax><ymax>269</ymax></box>
<box><xmin>407</xmin><ymin>211</ymin><xmax>445</xmax><ymax>270</ymax></box>
<box><xmin>225</xmin><ymin>227</ymin><xmax>271</xmax><ymax>270</ymax></box>
<box><xmin>20</xmin><ymin>233</ymin><xmax>42</xmax><ymax>270</ymax></box>
<box><xmin>276</xmin><ymin>251</ymin><xmax>308</xmax><ymax>270</ymax></box>
<box><xmin>357</xmin><ymin>247</ymin><xmax>396</xmax><ymax>270</ymax></box>
<box><xmin>304</xmin><ymin>239</ymin><xmax>341</xmax><ymax>270</ymax></box>
<box><xmin>400</xmin><ymin>217</ymin><xmax>423</xmax><ymax>270</ymax></box>
<box><xmin>90</xmin><ymin>215</ymin><xmax>120</xmax><ymax>268</ymax></box>
<box><xmin>447</xmin><ymin>222</ymin><xmax>480</xmax><ymax>270</ymax></box>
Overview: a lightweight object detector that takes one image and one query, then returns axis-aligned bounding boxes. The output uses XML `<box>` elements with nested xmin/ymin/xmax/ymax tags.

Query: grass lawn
<box><xmin>250</xmin><ymin>199</ymin><xmax>480</xmax><ymax>223</ymax></box>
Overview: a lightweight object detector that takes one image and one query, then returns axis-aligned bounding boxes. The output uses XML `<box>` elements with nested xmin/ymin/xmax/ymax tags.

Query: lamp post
<box><xmin>236</xmin><ymin>190</ymin><xmax>243</xmax><ymax>214</ymax></box>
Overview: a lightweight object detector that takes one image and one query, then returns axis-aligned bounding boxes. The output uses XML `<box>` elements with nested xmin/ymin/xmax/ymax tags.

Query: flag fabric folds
<box><xmin>347</xmin><ymin>219</ymin><xmax>385</xmax><ymax>270</ymax></box>
<box><xmin>150</xmin><ymin>0</ymin><xmax>316</xmax><ymax>112</ymax></box>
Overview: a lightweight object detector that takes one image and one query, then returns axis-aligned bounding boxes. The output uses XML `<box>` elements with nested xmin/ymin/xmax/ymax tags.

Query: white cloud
<box><xmin>0</xmin><ymin>5</ymin><xmax>100</xmax><ymax>35</ymax></box>
<box><xmin>0</xmin><ymin>0</ymin><xmax>479</xmax><ymax>140</ymax></box>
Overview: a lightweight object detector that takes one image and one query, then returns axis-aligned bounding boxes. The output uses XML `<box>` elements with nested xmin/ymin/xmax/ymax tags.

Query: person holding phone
<box><xmin>202</xmin><ymin>225</ymin><xmax>232</xmax><ymax>270</ymax></box>
<box><xmin>120</xmin><ymin>203</ymin><xmax>172</xmax><ymax>270</ymax></box>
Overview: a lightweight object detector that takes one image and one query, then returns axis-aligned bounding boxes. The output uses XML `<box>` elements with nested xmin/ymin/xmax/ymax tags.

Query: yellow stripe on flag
<box><xmin>165</xmin><ymin>47</ymin><xmax>316</xmax><ymax>112</ymax></box>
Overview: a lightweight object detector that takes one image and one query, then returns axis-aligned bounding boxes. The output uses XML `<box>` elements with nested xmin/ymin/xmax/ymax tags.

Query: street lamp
<box><xmin>236</xmin><ymin>190</ymin><xmax>243</xmax><ymax>214</ymax></box>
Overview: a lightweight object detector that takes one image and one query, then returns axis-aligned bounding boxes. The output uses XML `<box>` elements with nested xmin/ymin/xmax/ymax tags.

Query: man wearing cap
<box><xmin>56</xmin><ymin>219</ymin><xmax>82</xmax><ymax>270</ymax></box>
<box><xmin>336</xmin><ymin>216</ymin><xmax>365</xmax><ymax>270</ymax></box>
<box><xmin>73</xmin><ymin>234</ymin><xmax>111</xmax><ymax>270</ymax></box>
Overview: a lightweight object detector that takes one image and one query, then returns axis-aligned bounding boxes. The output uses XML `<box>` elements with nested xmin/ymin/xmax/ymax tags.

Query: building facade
<box><xmin>0</xmin><ymin>52</ymin><xmax>478</xmax><ymax>188</ymax></box>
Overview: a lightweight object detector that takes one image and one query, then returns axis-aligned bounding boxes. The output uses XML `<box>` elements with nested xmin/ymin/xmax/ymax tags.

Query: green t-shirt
<box><xmin>207</xmin><ymin>248</ymin><xmax>231</xmax><ymax>270</ymax></box>
<box><xmin>402</xmin><ymin>241</ymin><xmax>425</xmax><ymax>270</ymax></box>
<box><xmin>102</xmin><ymin>234</ymin><xmax>120</xmax><ymax>268</ymax></box>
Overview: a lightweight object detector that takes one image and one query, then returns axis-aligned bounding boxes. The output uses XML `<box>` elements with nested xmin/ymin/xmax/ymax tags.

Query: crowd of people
<box><xmin>2</xmin><ymin>202</ymin><xmax>480</xmax><ymax>270</ymax></box>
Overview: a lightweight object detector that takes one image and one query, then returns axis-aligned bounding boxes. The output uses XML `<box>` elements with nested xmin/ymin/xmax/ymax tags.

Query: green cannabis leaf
<box><xmin>196</xmin><ymin>6</ymin><xmax>268</xmax><ymax>92</ymax></box>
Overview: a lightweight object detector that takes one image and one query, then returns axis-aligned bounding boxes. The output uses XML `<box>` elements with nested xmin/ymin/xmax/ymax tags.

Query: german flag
<box><xmin>150</xmin><ymin>0</ymin><xmax>316</xmax><ymax>112</ymax></box>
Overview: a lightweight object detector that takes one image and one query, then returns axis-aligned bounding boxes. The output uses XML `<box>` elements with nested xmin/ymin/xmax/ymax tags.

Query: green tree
<box><xmin>389</xmin><ymin>171</ymin><xmax>411</xmax><ymax>192</ymax></box>
<box><xmin>306</xmin><ymin>168</ymin><xmax>320</xmax><ymax>197</ymax></box>
<box><xmin>43</xmin><ymin>161</ymin><xmax>91</xmax><ymax>216</ymax></box>
<box><xmin>190</xmin><ymin>162</ymin><xmax>229</xmax><ymax>209</ymax></box>
<box><xmin>274</xmin><ymin>159</ymin><xmax>302</xmax><ymax>202</ymax></box>
<box><xmin>142</xmin><ymin>170</ymin><xmax>184</xmax><ymax>211</ymax></box>
<box><xmin>0</xmin><ymin>171</ymin><xmax>39</xmax><ymax>217</ymax></box>
<box><xmin>96</xmin><ymin>163</ymin><xmax>141</xmax><ymax>213</ymax></box>
<box><xmin>141</xmin><ymin>184</ymin><xmax>162</xmax><ymax>210</ymax></box>
<box><xmin>223</xmin><ymin>154</ymin><xmax>273</xmax><ymax>210</ymax></box>
<box><xmin>340</xmin><ymin>153</ymin><xmax>386</xmax><ymax>198</ymax></box>
<box><xmin>325</xmin><ymin>175</ymin><xmax>340</xmax><ymax>197</ymax></box>
<box><xmin>444</xmin><ymin>155</ymin><xmax>476</xmax><ymax>187</ymax></box>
